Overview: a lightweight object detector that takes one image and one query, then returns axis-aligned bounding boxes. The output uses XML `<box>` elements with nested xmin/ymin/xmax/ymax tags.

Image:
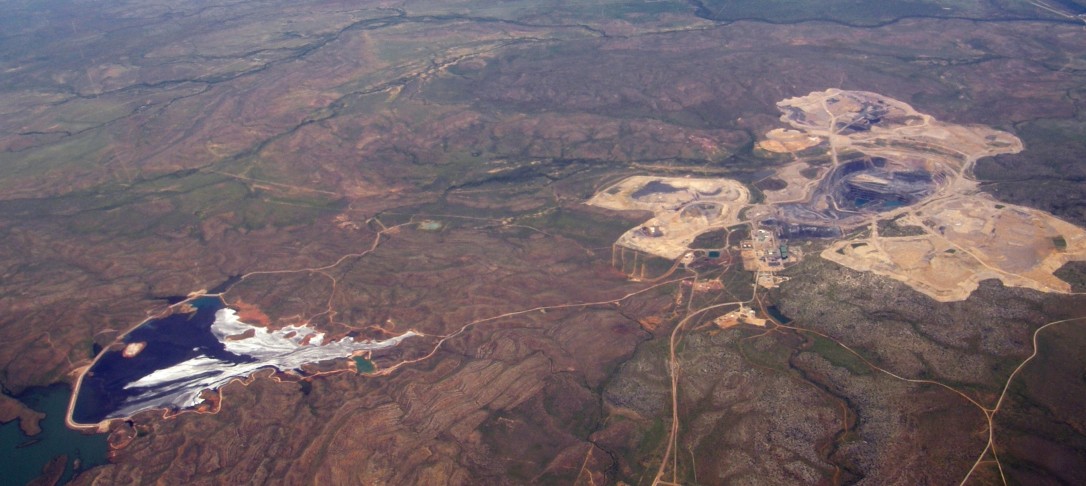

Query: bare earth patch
<box><xmin>594</xmin><ymin>89</ymin><xmax>1086</xmax><ymax>302</ymax></box>
<box><xmin>587</xmin><ymin>176</ymin><xmax>749</xmax><ymax>259</ymax></box>
<box><xmin>825</xmin><ymin>197</ymin><xmax>1086</xmax><ymax>301</ymax></box>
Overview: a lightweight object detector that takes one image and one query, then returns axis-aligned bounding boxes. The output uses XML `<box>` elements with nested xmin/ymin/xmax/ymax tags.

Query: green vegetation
<box><xmin>737</xmin><ymin>334</ymin><xmax>793</xmax><ymax>372</ymax></box>
<box><xmin>1053</xmin><ymin>236</ymin><xmax>1067</xmax><ymax>250</ymax></box>
<box><xmin>45</xmin><ymin>165</ymin><xmax>346</xmax><ymax>239</ymax></box>
<box><xmin>747</xmin><ymin>184</ymin><xmax>766</xmax><ymax>204</ymax></box>
<box><xmin>400</xmin><ymin>199</ymin><xmax>517</xmax><ymax>223</ymax></box>
<box><xmin>843</xmin><ymin>226</ymin><xmax>871</xmax><ymax>240</ymax></box>
<box><xmin>642</xmin><ymin>254</ymin><xmax>677</xmax><ymax>277</ymax></box>
<box><xmin>690</xmin><ymin>229</ymin><xmax>727</xmax><ymax>249</ymax></box>
<box><xmin>4</xmin><ymin>1</ymin><xmax>1086</xmax><ymax>483</ymax></box>
<box><xmin>237</xmin><ymin>193</ymin><xmax>345</xmax><ymax>230</ymax></box>
<box><xmin>638</xmin><ymin>418</ymin><xmax>666</xmax><ymax>454</ymax></box>
<box><xmin>1054</xmin><ymin>261</ymin><xmax>1086</xmax><ymax>291</ymax></box>
<box><xmin>522</xmin><ymin>208</ymin><xmax>634</xmax><ymax>248</ymax></box>
<box><xmin>728</xmin><ymin>224</ymin><xmax>751</xmax><ymax>242</ymax></box>
<box><xmin>756</xmin><ymin>177</ymin><xmax>787</xmax><ymax>191</ymax></box>
<box><xmin>803</xmin><ymin>332</ymin><xmax>872</xmax><ymax>375</ymax></box>
<box><xmin>877</xmin><ymin>217</ymin><xmax>928</xmax><ymax>237</ymax></box>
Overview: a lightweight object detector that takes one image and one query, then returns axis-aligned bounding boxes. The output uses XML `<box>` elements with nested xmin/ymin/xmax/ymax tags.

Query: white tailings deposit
<box><xmin>113</xmin><ymin>309</ymin><xmax>416</xmax><ymax>419</ymax></box>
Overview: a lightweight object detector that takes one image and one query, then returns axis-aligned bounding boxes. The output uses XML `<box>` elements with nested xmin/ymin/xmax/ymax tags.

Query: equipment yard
<box><xmin>740</xmin><ymin>228</ymin><xmax>802</xmax><ymax>274</ymax></box>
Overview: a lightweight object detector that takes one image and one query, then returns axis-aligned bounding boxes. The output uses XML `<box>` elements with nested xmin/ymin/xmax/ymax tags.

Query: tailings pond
<box><xmin>72</xmin><ymin>296</ymin><xmax>418</xmax><ymax>424</ymax></box>
<box><xmin>72</xmin><ymin>296</ymin><xmax>250</xmax><ymax>424</ymax></box>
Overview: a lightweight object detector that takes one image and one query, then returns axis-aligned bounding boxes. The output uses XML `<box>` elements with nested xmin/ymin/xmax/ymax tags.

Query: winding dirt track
<box><xmin>67</xmin><ymin>214</ymin><xmax>694</xmax><ymax>434</ymax></box>
<box><xmin>754</xmin><ymin>299</ymin><xmax>1086</xmax><ymax>486</ymax></box>
<box><xmin>652</xmin><ymin>287</ymin><xmax>756</xmax><ymax>485</ymax></box>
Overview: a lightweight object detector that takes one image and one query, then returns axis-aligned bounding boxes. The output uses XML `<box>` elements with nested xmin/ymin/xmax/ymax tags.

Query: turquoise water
<box><xmin>353</xmin><ymin>357</ymin><xmax>376</xmax><ymax>374</ymax></box>
<box><xmin>417</xmin><ymin>220</ymin><xmax>444</xmax><ymax>231</ymax></box>
<box><xmin>0</xmin><ymin>384</ymin><xmax>108</xmax><ymax>485</ymax></box>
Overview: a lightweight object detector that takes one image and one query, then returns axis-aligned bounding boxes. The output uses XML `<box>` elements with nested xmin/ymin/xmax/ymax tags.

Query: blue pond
<box><xmin>1</xmin><ymin>384</ymin><xmax>108</xmax><ymax>485</ymax></box>
<box><xmin>72</xmin><ymin>296</ymin><xmax>254</xmax><ymax>424</ymax></box>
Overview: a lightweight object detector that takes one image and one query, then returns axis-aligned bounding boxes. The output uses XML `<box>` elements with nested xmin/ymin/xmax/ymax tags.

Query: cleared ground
<box><xmin>824</xmin><ymin>197</ymin><xmax>1086</xmax><ymax>301</ymax></box>
<box><xmin>587</xmin><ymin>176</ymin><xmax>749</xmax><ymax>259</ymax></box>
<box><xmin>756</xmin><ymin>128</ymin><xmax>822</xmax><ymax>154</ymax></box>
<box><xmin>594</xmin><ymin>90</ymin><xmax>1086</xmax><ymax>302</ymax></box>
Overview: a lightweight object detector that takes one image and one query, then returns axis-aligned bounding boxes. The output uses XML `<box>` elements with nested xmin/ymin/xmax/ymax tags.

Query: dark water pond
<box><xmin>765</xmin><ymin>305</ymin><xmax>793</xmax><ymax>324</ymax></box>
<box><xmin>72</xmin><ymin>296</ymin><xmax>252</xmax><ymax>424</ymax></box>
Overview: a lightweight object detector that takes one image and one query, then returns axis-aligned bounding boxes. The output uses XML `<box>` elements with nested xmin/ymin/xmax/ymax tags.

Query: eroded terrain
<box><xmin>2</xmin><ymin>0</ymin><xmax>1086</xmax><ymax>484</ymax></box>
<box><xmin>590</xmin><ymin>89</ymin><xmax>1086</xmax><ymax>484</ymax></box>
